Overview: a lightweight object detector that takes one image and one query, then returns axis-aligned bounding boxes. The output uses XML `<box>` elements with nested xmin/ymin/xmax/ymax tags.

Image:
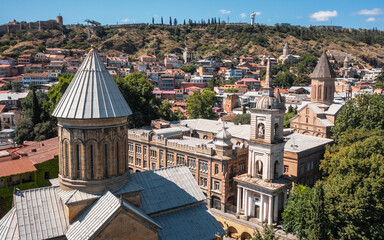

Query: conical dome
<box><xmin>215</xmin><ymin>125</ymin><xmax>233</xmax><ymax>147</ymax></box>
<box><xmin>52</xmin><ymin>48</ymin><xmax>132</xmax><ymax>119</ymax></box>
<box><xmin>310</xmin><ymin>52</ymin><xmax>336</xmax><ymax>79</ymax></box>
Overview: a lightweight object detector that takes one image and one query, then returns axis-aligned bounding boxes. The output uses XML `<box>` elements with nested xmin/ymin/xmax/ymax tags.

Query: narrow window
<box><xmin>65</xmin><ymin>142</ymin><xmax>69</xmax><ymax>177</ymax></box>
<box><xmin>116</xmin><ymin>142</ymin><xmax>119</xmax><ymax>175</ymax></box>
<box><xmin>90</xmin><ymin>145</ymin><xmax>94</xmax><ymax>179</ymax></box>
<box><xmin>76</xmin><ymin>144</ymin><xmax>80</xmax><ymax>177</ymax></box>
<box><xmin>105</xmin><ymin>144</ymin><xmax>108</xmax><ymax>177</ymax></box>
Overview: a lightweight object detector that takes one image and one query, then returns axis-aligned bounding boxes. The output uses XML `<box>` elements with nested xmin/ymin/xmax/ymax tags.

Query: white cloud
<box><xmin>121</xmin><ymin>18</ymin><xmax>130</xmax><ymax>23</ymax></box>
<box><xmin>219</xmin><ymin>9</ymin><xmax>231</xmax><ymax>15</ymax></box>
<box><xmin>366</xmin><ymin>17</ymin><xmax>376</xmax><ymax>22</ymax></box>
<box><xmin>358</xmin><ymin>8</ymin><xmax>383</xmax><ymax>16</ymax></box>
<box><xmin>310</xmin><ymin>10</ymin><xmax>338</xmax><ymax>21</ymax></box>
<box><xmin>240</xmin><ymin>13</ymin><xmax>247</xmax><ymax>18</ymax></box>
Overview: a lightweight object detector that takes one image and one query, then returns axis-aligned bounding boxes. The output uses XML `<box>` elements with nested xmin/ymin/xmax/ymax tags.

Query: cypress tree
<box><xmin>31</xmin><ymin>87</ymin><xmax>41</xmax><ymax>125</ymax></box>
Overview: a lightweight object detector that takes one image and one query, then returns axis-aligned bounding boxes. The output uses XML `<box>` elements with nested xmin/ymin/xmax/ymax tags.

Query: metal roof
<box><xmin>114</xmin><ymin>179</ymin><xmax>144</xmax><ymax>195</ymax></box>
<box><xmin>13</xmin><ymin>186</ymin><xmax>68</xmax><ymax>240</ymax></box>
<box><xmin>154</xmin><ymin>204</ymin><xmax>226</xmax><ymax>240</ymax></box>
<box><xmin>311</xmin><ymin>52</ymin><xmax>336</xmax><ymax>79</ymax></box>
<box><xmin>66</xmin><ymin>191</ymin><xmax>161</xmax><ymax>240</ymax></box>
<box><xmin>131</xmin><ymin>165</ymin><xmax>206</xmax><ymax>215</ymax></box>
<box><xmin>52</xmin><ymin>48</ymin><xmax>132</xmax><ymax>119</ymax></box>
<box><xmin>58</xmin><ymin>189</ymin><xmax>101</xmax><ymax>205</ymax></box>
<box><xmin>0</xmin><ymin>207</ymin><xmax>18</xmax><ymax>239</ymax></box>
<box><xmin>284</xmin><ymin>133</ymin><xmax>333</xmax><ymax>153</ymax></box>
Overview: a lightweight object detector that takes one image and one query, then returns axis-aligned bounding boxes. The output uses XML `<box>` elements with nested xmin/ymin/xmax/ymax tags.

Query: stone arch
<box><xmin>203</xmin><ymin>135</ymin><xmax>208</xmax><ymax>139</ymax></box>
<box><xmin>100</xmin><ymin>139</ymin><xmax>112</xmax><ymax>179</ymax></box>
<box><xmin>274</xmin><ymin>160</ymin><xmax>279</xmax><ymax>178</ymax></box>
<box><xmin>227</xmin><ymin>226</ymin><xmax>238</xmax><ymax>239</ymax></box>
<box><xmin>241</xmin><ymin>231</ymin><xmax>252</xmax><ymax>240</ymax></box>
<box><xmin>274</xmin><ymin>123</ymin><xmax>278</xmax><ymax>139</ymax></box>
<box><xmin>128</xmin><ymin>167</ymin><xmax>133</xmax><ymax>173</ymax></box>
<box><xmin>211</xmin><ymin>195</ymin><xmax>222</xmax><ymax>210</ymax></box>
<box><xmin>135</xmin><ymin>170</ymin><xmax>141</xmax><ymax>173</ymax></box>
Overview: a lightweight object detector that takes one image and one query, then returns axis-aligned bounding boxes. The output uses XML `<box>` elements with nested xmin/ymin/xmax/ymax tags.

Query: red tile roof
<box><xmin>0</xmin><ymin>158</ymin><xmax>36</xmax><ymax>178</ymax></box>
<box><xmin>16</xmin><ymin>137</ymin><xmax>58</xmax><ymax>165</ymax></box>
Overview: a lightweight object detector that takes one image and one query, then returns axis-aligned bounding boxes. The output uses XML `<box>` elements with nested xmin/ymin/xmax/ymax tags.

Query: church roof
<box><xmin>13</xmin><ymin>186</ymin><xmax>69</xmax><ymax>240</ymax></box>
<box><xmin>52</xmin><ymin>48</ymin><xmax>132</xmax><ymax>119</ymax></box>
<box><xmin>0</xmin><ymin>207</ymin><xmax>18</xmax><ymax>239</ymax></box>
<box><xmin>284</xmin><ymin>42</ymin><xmax>289</xmax><ymax>49</ymax></box>
<box><xmin>131</xmin><ymin>165</ymin><xmax>206</xmax><ymax>215</ymax></box>
<box><xmin>311</xmin><ymin>52</ymin><xmax>336</xmax><ymax>79</ymax></box>
<box><xmin>154</xmin><ymin>204</ymin><xmax>226</xmax><ymax>240</ymax></box>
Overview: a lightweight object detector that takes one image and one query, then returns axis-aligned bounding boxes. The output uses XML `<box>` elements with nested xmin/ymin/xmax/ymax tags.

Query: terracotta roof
<box><xmin>15</xmin><ymin>137</ymin><xmax>58</xmax><ymax>164</ymax></box>
<box><xmin>0</xmin><ymin>158</ymin><xmax>36</xmax><ymax>178</ymax></box>
<box><xmin>23</xmin><ymin>72</ymin><xmax>52</xmax><ymax>77</ymax></box>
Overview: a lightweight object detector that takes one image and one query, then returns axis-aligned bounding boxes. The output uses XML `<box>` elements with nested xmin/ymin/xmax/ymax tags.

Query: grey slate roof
<box><xmin>284</xmin><ymin>133</ymin><xmax>333</xmax><ymax>153</ymax></box>
<box><xmin>0</xmin><ymin>207</ymin><xmax>18</xmax><ymax>239</ymax></box>
<box><xmin>13</xmin><ymin>186</ymin><xmax>68</xmax><ymax>240</ymax></box>
<box><xmin>154</xmin><ymin>204</ymin><xmax>226</xmax><ymax>240</ymax></box>
<box><xmin>131</xmin><ymin>165</ymin><xmax>206</xmax><ymax>214</ymax></box>
<box><xmin>66</xmin><ymin>191</ymin><xmax>161</xmax><ymax>240</ymax></box>
<box><xmin>311</xmin><ymin>52</ymin><xmax>336</xmax><ymax>79</ymax></box>
<box><xmin>52</xmin><ymin>48</ymin><xmax>132</xmax><ymax>119</ymax></box>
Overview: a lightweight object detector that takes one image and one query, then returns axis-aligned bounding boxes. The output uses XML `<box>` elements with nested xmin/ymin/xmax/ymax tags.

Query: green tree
<box><xmin>223</xmin><ymin>88</ymin><xmax>238</xmax><ymax>93</ymax></box>
<box><xmin>114</xmin><ymin>72</ymin><xmax>160</xmax><ymax>127</ymax></box>
<box><xmin>332</xmin><ymin>94</ymin><xmax>384</xmax><ymax>142</ymax></box>
<box><xmin>31</xmin><ymin>87</ymin><xmax>42</xmax><ymax>125</ymax></box>
<box><xmin>293</xmin><ymin>75</ymin><xmax>311</xmax><ymax>86</ymax></box>
<box><xmin>206</xmin><ymin>77</ymin><xmax>221</xmax><ymax>90</ymax></box>
<box><xmin>273</xmin><ymin>71</ymin><xmax>295</xmax><ymax>88</ymax></box>
<box><xmin>179</xmin><ymin>64</ymin><xmax>196</xmax><ymax>73</ymax></box>
<box><xmin>232</xmin><ymin>114</ymin><xmax>250</xmax><ymax>125</ymax></box>
<box><xmin>37</xmin><ymin>44</ymin><xmax>46</xmax><ymax>52</ymax></box>
<box><xmin>283</xmin><ymin>106</ymin><xmax>297</xmax><ymax>128</ymax></box>
<box><xmin>186</xmin><ymin>88</ymin><xmax>216</xmax><ymax>119</ymax></box>
<box><xmin>252</xmin><ymin>223</ymin><xmax>277</xmax><ymax>240</ymax></box>
<box><xmin>46</xmin><ymin>73</ymin><xmax>74</xmax><ymax>114</ymax></box>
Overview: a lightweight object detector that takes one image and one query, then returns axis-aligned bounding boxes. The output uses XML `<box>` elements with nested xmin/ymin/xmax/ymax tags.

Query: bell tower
<box><xmin>310</xmin><ymin>52</ymin><xmax>336</xmax><ymax>106</ymax></box>
<box><xmin>52</xmin><ymin>47</ymin><xmax>133</xmax><ymax>194</ymax></box>
<box><xmin>248</xmin><ymin>57</ymin><xmax>285</xmax><ymax>181</ymax></box>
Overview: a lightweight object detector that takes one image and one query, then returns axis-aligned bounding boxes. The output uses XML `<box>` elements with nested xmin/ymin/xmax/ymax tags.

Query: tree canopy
<box><xmin>186</xmin><ymin>88</ymin><xmax>216</xmax><ymax>119</ymax></box>
<box><xmin>232</xmin><ymin>113</ymin><xmax>250</xmax><ymax>125</ymax></box>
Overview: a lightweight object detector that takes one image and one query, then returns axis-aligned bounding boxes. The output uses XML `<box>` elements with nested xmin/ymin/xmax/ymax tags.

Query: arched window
<box><xmin>116</xmin><ymin>142</ymin><xmax>119</xmax><ymax>175</ymax></box>
<box><xmin>306</xmin><ymin>117</ymin><xmax>309</xmax><ymax>124</ymax></box>
<box><xmin>104</xmin><ymin>143</ymin><xmax>108</xmax><ymax>178</ymax></box>
<box><xmin>90</xmin><ymin>144</ymin><xmax>94</xmax><ymax>179</ymax></box>
<box><xmin>76</xmin><ymin>144</ymin><xmax>80</xmax><ymax>178</ymax></box>
<box><xmin>274</xmin><ymin>123</ymin><xmax>278</xmax><ymax>139</ymax></box>
<box><xmin>274</xmin><ymin>160</ymin><xmax>279</xmax><ymax>178</ymax></box>
<box><xmin>325</xmin><ymin>87</ymin><xmax>328</xmax><ymax>100</ymax></box>
<box><xmin>64</xmin><ymin>141</ymin><xmax>69</xmax><ymax>177</ymax></box>
<box><xmin>255</xmin><ymin>160</ymin><xmax>263</xmax><ymax>178</ymax></box>
<box><xmin>257</xmin><ymin>123</ymin><xmax>265</xmax><ymax>139</ymax></box>
<box><xmin>124</xmin><ymin>140</ymin><xmax>127</xmax><ymax>169</ymax></box>
<box><xmin>318</xmin><ymin>87</ymin><xmax>322</xmax><ymax>100</ymax></box>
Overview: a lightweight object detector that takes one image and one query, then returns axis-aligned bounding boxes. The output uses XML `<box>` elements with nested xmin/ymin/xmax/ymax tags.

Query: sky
<box><xmin>0</xmin><ymin>0</ymin><xmax>383</xmax><ymax>30</ymax></box>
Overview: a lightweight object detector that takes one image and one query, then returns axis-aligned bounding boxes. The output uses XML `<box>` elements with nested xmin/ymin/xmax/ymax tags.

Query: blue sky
<box><xmin>0</xmin><ymin>0</ymin><xmax>383</xmax><ymax>30</ymax></box>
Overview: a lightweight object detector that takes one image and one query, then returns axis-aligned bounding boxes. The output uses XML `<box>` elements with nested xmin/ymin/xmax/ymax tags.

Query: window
<box><xmin>167</xmin><ymin>152</ymin><xmax>174</xmax><ymax>165</ymax></box>
<box><xmin>214</xmin><ymin>164</ymin><xmax>219</xmax><ymax>174</ymax></box>
<box><xmin>76</xmin><ymin>144</ymin><xmax>80</xmax><ymax>175</ymax></box>
<box><xmin>116</xmin><ymin>142</ymin><xmax>119</xmax><ymax>174</ymax></box>
<box><xmin>105</xmin><ymin>144</ymin><xmax>108</xmax><ymax>177</ymax></box>
<box><xmin>150</xmin><ymin>150</ymin><xmax>157</xmax><ymax>159</ymax></box>
<box><xmin>136</xmin><ymin>145</ymin><xmax>141</xmax><ymax>153</ymax></box>
<box><xmin>143</xmin><ymin>160</ymin><xmax>148</xmax><ymax>168</ymax></box>
<box><xmin>199</xmin><ymin>177</ymin><xmax>207</xmax><ymax>187</ymax></box>
<box><xmin>90</xmin><ymin>145</ymin><xmax>94</xmax><ymax>179</ymax></box>
<box><xmin>213</xmin><ymin>180</ymin><xmax>220</xmax><ymax>191</ymax></box>
<box><xmin>151</xmin><ymin>162</ymin><xmax>156</xmax><ymax>170</ymax></box>
<box><xmin>310</xmin><ymin>161</ymin><xmax>314</xmax><ymax>170</ymax></box>
<box><xmin>143</xmin><ymin>146</ymin><xmax>147</xmax><ymax>157</ymax></box>
<box><xmin>284</xmin><ymin>165</ymin><xmax>289</xmax><ymax>173</ymax></box>
<box><xmin>128</xmin><ymin>156</ymin><xmax>133</xmax><ymax>164</ymax></box>
<box><xmin>136</xmin><ymin>157</ymin><xmax>141</xmax><ymax>166</ymax></box>
<box><xmin>160</xmin><ymin>150</ymin><xmax>164</xmax><ymax>168</ymax></box>
<box><xmin>307</xmin><ymin>163</ymin><xmax>310</xmax><ymax>171</ymax></box>
<box><xmin>188</xmin><ymin>157</ymin><xmax>196</xmax><ymax>170</ymax></box>
<box><xmin>239</xmin><ymin>162</ymin><xmax>245</xmax><ymax>172</ymax></box>
<box><xmin>255</xmin><ymin>160</ymin><xmax>263</xmax><ymax>178</ymax></box>
<box><xmin>64</xmin><ymin>142</ymin><xmax>69</xmax><ymax>177</ymax></box>
<box><xmin>177</xmin><ymin>154</ymin><xmax>185</xmax><ymax>165</ymax></box>
<box><xmin>128</xmin><ymin>143</ymin><xmax>133</xmax><ymax>152</ymax></box>
<box><xmin>257</xmin><ymin>123</ymin><xmax>265</xmax><ymax>138</ymax></box>
<box><xmin>199</xmin><ymin>161</ymin><xmax>208</xmax><ymax>174</ymax></box>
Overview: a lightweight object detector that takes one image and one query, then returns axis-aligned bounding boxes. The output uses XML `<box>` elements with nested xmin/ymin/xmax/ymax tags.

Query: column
<box><xmin>248</xmin><ymin>193</ymin><xmax>253</xmax><ymax>216</ymax></box>
<box><xmin>259</xmin><ymin>194</ymin><xmax>264</xmax><ymax>222</ymax></box>
<box><xmin>274</xmin><ymin>195</ymin><xmax>279</xmax><ymax>222</ymax></box>
<box><xmin>236</xmin><ymin>187</ymin><xmax>241</xmax><ymax>214</ymax></box>
<box><xmin>244</xmin><ymin>189</ymin><xmax>248</xmax><ymax>216</ymax></box>
<box><xmin>263</xmin><ymin>195</ymin><xmax>267</xmax><ymax>222</ymax></box>
<box><xmin>268</xmin><ymin>196</ymin><xmax>273</xmax><ymax>225</ymax></box>
<box><xmin>283</xmin><ymin>189</ymin><xmax>287</xmax><ymax>207</ymax></box>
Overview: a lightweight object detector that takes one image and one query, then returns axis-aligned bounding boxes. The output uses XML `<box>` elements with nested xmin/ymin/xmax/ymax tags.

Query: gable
<box><xmin>94</xmin><ymin>209</ymin><xmax>157</xmax><ymax>240</ymax></box>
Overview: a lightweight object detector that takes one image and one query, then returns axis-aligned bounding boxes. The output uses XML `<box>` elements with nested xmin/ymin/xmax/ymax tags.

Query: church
<box><xmin>234</xmin><ymin>58</ymin><xmax>292</xmax><ymax>224</ymax></box>
<box><xmin>290</xmin><ymin>52</ymin><xmax>343</xmax><ymax>138</ymax></box>
<box><xmin>0</xmin><ymin>48</ymin><xmax>225</xmax><ymax>240</ymax></box>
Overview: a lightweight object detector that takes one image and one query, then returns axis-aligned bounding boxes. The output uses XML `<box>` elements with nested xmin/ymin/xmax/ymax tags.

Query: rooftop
<box><xmin>311</xmin><ymin>52</ymin><xmax>336</xmax><ymax>79</ymax></box>
<box><xmin>284</xmin><ymin>133</ymin><xmax>333</xmax><ymax>153</ymax></box>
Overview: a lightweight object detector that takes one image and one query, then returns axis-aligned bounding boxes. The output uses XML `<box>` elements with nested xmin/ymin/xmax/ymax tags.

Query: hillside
<box><xmin>1</xmin><ymin>24</ymin><xmax>384</xmax><ymax>67</ymax></box>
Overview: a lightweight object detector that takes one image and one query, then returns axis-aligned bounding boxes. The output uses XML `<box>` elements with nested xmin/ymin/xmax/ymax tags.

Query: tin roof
<box><xmin>154</xmin><ymin>204</ymin><xmax>226</xmax><ymax>240</ymax></box>
<box><xmin>0</xmin><ymin>207</ymin><xmax>18</xmax><ymax>239</ymax></box>
<box><xmin>131</xmin><ymin>166</ymin><xmax>206</xmax><ymax>215</ymax></box>
<box><xmin>52</xmin><ymin>48</ymin><xmax>132</xmax><ymax>119</ymax></box>
<box><xmin>13</xmin><ymin>186</ymin><xmax>69</xmax><ymax>240</ymax></box>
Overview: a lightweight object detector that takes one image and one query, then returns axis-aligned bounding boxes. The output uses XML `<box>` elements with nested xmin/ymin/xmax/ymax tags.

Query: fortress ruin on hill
<box><xmin>0</xmin><ymin>16</ymin><xmax>63</xmax><ymax>34</ymax></box>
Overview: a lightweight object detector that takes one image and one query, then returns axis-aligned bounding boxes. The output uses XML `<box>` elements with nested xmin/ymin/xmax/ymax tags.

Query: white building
<box><xmin>225</xmin><ymin>69</ymin><xmax>243</xmax><ymax>80</ymax></box>
<box><xmin>234</xmin><ymin>58</ymin><xmax>292</xmax><ymax>224</ymax></box>
<box><xmin>22</xmin><ymin>72</ymin><xmax>54</xmax><ymax>87</ymax></box>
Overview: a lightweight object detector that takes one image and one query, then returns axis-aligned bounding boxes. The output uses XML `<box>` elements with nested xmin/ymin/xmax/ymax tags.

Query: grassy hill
<box><xmin>1</xmin><ymin>24</ymin><xmax>384</xmax><ymax>67</ymax></box>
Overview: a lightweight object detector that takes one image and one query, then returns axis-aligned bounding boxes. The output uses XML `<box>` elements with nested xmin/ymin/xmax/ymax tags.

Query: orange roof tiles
<box><xmin>0</xmin><ymin>158</ymin><xmax>36</xmax><ymax>178</ymax></box>
<box><xmin>16</xmin><ymin>137</ymin><xmax>58</xmax><ymax>165</ymax></box>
